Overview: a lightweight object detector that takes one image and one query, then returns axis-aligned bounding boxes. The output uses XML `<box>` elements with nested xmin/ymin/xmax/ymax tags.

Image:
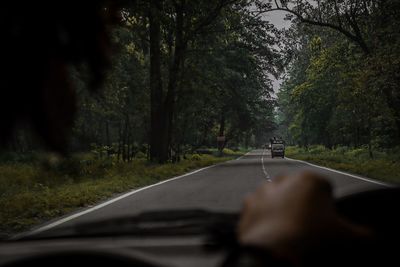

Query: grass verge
<box><xmin>285</xmin><ymin>145</ymin><xmax>400</xmax><ymax>184</ymax></box>
<box><xmin>0</xmin><ymin>152</ymin><xmax>242</xmax><ymax>238</ymax></box>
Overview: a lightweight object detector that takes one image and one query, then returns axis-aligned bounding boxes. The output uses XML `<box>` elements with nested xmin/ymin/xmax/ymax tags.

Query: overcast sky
<box><xmin>261</xmin><ymin>10</ymin><xmax>292</xmax><ymax>94</ymax></box>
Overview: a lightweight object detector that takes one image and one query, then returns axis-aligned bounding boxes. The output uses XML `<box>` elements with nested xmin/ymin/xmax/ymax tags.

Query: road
<box><xmin>30</xmin><ymin>149</ymin><xmax>387</xmax><ymax>235</ymax></box>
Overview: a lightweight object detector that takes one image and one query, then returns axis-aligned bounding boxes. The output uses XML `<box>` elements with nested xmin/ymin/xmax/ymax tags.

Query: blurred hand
<box><xmin>238</xmin><ymin>171</ymin><xmax>372</xmax><ymax>264</ymax></box>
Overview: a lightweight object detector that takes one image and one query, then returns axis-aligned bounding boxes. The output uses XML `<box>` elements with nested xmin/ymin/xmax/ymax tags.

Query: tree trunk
<box><xmin>105</xmin><ymin>120</ymin><xmax>110</xmax><ymax>156</ymax></box>
<box><xmin>149</xmin><ymin>0</ymin><xmax>164</xmax><ymax>162</ymax></box>
<box><xmin>117</xmin><ymin>122</ymin><xmax>122</xmax><ymax>161</ymax></box>
<box><xmin>123</xmin><ymin>114</ymin><xmax>130</xmax><ymax>162</ymax></box>
<box><xmin>367</xmin><ymin>117</ymin><xmax>374</xmax><ymax>159</ymax></box>
<box><xmin>159</xmin><ymin>3</ymin><xmax>186</xmax><ymax>163</ymax></box>
<box><xmin>218</xmin><ymin>110</ymin><xmax>226</xmax><ymax>156</ymax></box>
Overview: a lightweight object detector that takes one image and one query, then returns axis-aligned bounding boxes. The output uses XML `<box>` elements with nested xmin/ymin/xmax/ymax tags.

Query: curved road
<box><xmin>29</xmin><ymin>149</ymin><xmax>388</xmax><ymax>236</ymax></box>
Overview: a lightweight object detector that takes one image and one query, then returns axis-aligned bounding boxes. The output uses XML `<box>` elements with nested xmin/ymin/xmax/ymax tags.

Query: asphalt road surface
<box><xmin>30</xmin><ymin>149</ymin><xmax>388</xmax><ymax>235</ymax></box>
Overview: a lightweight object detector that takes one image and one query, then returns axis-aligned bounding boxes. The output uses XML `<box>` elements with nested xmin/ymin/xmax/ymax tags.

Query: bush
<box><xmin>334</xmin><ymin>146</ymin><xmax>349</xmax><ymax>154</ymax></box>
<box><xmin>222</xmin><ymin>148</ymin><xmax>235</xmax><ymax>155</ymax></box>
<box><xmin>307</xmin><ymin>145</ymin><xmax>328</xmax><ymax>154</ymax></box>
<box><xmin>285</xmin><ymin>145</ymin><xmax>400</xmax><ymax>184</ymax></box>
<box><xmin>135</xmin><ymin>151</ymin><xmax>146</xmax><ymax>159</ymax></box>
<box><xmin>44</xmin><ymin>157</ymin><xmax>83</xmax><ymax>178</ymax></box>
<box><xmin>195</xmin><ymin>149</ymin><xmax>213</xmax><ymax>155</ymax></box>
<box><xmin>285</xmin><ymin>146</ymin><xmax>304</xmax><ymax>155</ymax></box>
<box><xmin>0</xmin><ymin>151</ymin><xmax>39</xmax><ymax>163</ymax></box>
<box><xmin>190</xmin><ymin>154</ymin><xmax>202</xmax><ymax>161</ymax></box>
<box><xmin>343</xmin><ymin>147</ymin><xmax>366</xmax><ymax>159</ymax></box>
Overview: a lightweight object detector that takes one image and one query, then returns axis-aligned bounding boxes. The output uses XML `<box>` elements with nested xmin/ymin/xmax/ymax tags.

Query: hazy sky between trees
<box><xmin>263</xmin><ymin>10</ymin><xmax>291</xmax><ymax>94</ymax></box>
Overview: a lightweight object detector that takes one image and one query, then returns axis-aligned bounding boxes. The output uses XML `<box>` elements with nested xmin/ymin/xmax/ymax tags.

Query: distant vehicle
<box><xmin>271</xmin><ymin>140</ymin><xmax>285</xmax><ymax>158</ymax></box>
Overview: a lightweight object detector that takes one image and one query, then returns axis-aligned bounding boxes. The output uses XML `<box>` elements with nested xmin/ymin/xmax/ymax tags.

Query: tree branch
<box><xmin>185</xmin><ymin>0</ymin><xmax>239</xmax><ymax>42</ymax></box>
<box><xmin>258</xmin><ymin>5</ymin><xmax>370</xmax><ymax>54</ymax></box>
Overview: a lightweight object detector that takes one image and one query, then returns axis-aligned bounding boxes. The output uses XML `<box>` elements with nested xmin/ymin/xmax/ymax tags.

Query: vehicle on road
<box><xmin>271</xmin><ymin>140</ymin><xmax>285</xmax><ymax>158</ymax></box>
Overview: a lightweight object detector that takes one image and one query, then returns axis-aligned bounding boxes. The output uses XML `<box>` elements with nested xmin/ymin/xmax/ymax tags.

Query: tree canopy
<box><xmin>4</xmin><ymin>0</ymin><xmax>399</xmax><ymax>162</ymax></box>
<box><xmin>67</xmin><ymin>0</ymin><xmax>281</xmax><ymax>162</ymax></box>
<box><xmin>274</xmin><ymin>0</ymin><xmax>400</xmax><ymax>156</ymax></box>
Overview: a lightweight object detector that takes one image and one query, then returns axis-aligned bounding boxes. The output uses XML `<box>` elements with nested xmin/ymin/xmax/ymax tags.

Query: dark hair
<box><xmin>0</xmin><ymin>1</ymin><xmax>120</xmax><ymax>153</ymax></box>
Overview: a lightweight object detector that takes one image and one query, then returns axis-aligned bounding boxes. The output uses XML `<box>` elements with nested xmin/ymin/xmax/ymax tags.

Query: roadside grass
<box><xmin>194</xmin><ymin>147</ymin><xmax>250</xmax><ymax>156</ymax></box>
<box><xmin>285</xmin><ymin>145</ymin><xmax>400</xmax><ymax>184</ymax></box>
<box><xmin>0</xmin><ymin>151</ymin><xmax>243</xmax><ymax>237</ymax></box>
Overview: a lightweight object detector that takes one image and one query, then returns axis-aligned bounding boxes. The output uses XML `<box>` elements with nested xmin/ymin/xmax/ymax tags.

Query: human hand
<box><xmin>238</xmin><ymin>171</ymin><xmax>372</xmax><ymax>264</ymax></box>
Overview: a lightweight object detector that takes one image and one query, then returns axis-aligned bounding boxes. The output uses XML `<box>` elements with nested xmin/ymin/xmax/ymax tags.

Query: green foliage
<box><xmin>0</xmin><ymin>151</ymin><xmax>39</xmax><ymax>163</ymax></box>
<box><xmin>135</xmin><ymin>151</ymin><xmax>146</xmax><ymax>159</ymax></box>
<box><xmin>190</xmin><ymin>154</ymin><xmax>202</xmax><ymax>161</ymax></box>
<box><xmin>277</xmin><ymin>1</ymin><xmax>400</xmax><ymax>151</ymax></box>
<box><xmin>307</xmin><ymin>145</ymin><xmax>327</xmax><ymax>155</ymax></box>
<box><xmin>222</xmin><ymin>148</ymin><xmax>244</xmax><ymax>156</ymax></box>
<box><xmin>64</xmin><ymin>0</ymin><xmax>279</xmax><ymax>160</ymax></box>
<box><xmin>4</xmin><ymin>1</ymin><xmax>279</xmax><ymax>162</ymax></box>
<box><xmin>286</xmin><ymin>146</ymin><xmax>400</xmax><ymax>183</ymax></box>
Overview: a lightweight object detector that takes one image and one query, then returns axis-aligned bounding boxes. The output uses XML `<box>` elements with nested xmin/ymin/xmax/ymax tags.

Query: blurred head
<box><xmin>0</xmin><ymin>1</ymin><xmax>120</xmax><ymax>153</ymax></box>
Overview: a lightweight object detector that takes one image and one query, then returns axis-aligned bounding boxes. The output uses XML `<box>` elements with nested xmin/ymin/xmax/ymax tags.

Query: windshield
<box><xmin>1</xmin><ymin>0</ymin><xmax>399</xmax><ymax>239</ymax></box>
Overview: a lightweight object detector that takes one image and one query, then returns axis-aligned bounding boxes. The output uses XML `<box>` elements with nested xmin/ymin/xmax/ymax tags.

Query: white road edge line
<box><xmin>235</xmin><ymin>150</ymin><xmax>252</xmax><ymax>160</ymax></box>
<box><xmin>14</xmin><ymin>164</ymin><xmax>218</xmax><ymax>239</ymax></box>
<box><xmin>285</xmin><ymin>157</ymin><xmax>391</xmax><ymax>187</ymax></box>
<box><xmin>261</xmin><ymin>149</ymin><xmax>271</xmax><ymax>181</ymax></box>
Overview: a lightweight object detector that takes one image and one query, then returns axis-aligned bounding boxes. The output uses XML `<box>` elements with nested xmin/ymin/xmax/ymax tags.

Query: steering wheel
<box><xmin>335</xmin><ymin>187</ymin><xmax>400</xmax><ymax>237</ymax></box>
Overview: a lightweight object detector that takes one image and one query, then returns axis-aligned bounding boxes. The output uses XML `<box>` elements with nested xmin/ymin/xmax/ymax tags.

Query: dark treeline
<box><xmin>274</xmin><ymin>0</ymin><xmax>400</xmax><ymax>156</ymax></box>
<box><xmin>7</xmin><ymin>0</ymin><xmax>398</xmax><ymax>162</ymax></box>
<box><xmin>66</xmin><ymin>0</ymin><xmax>281</xmax><ymax>163</ymax></box>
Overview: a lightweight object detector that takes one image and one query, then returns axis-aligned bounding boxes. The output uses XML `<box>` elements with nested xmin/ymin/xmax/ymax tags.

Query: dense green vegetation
<box><xmin>6</xmin><ymin>0</ymin><xmax>279</xmax><ymax>162</ymax></box>
<box><xmin>286</xmin><ymin>146</ymin><xmax>400</xmax><ymax>183</ymax></box>
<box><xmin>4</xmin><ymin>2</ymin><xmax>400</xmax><ymax>169</ymax></box>
<box><xmin>2</xmin><ymin>0</ymin><xmax>276</xmax><ymax>237</ymax></box>
<box><xmin>274</xmin><ymin>0</ymin><xmax>400</xmax><ymax>157</ymax></box>
<box><xmin>0</xmin><ymin>150</ymin><xmax>242</xmax><ymax>237</ymax></box>
<box><xmin>2</xmin><ymin>0</ymin><xmax>400</xmax><ymax>237</ymax></box>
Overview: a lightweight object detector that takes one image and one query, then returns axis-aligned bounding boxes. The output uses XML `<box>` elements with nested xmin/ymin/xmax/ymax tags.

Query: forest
<box><xmin>1</xmin><ymin>0</ymin><xmax>400</xmax><ymax>237</ymax></box>
<box><xmin>5</xmin><ymin>1</ymin><xmax>398</xmax><ymax>164</ymax></box>
<box><xmin>275</xmin><ymin>0</ymin><xmax>400</xmax><ymax>158</ymax></box>
<box><xmin>67</xmin><ymin>0</ymin><xmax>280</xmax><ymax>163</ymax></box>
<box><xmin>1</xmin><ymin>0</ymin><xmax>284</xmax><ymax>235</ymax></box>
